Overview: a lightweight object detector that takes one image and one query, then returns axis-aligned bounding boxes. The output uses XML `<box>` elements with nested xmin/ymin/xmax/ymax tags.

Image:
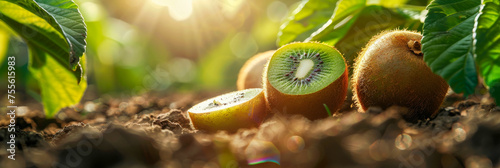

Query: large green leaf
<box><xmin>35</xmin><ymin>0</ymin><xmax>86</xmax><ymax>69</ymax></box>
<box><xmin>277</xmin><ymin>0</ymin><xmax>339</xmax><ymax>46</ymax></box>
<box><xmin>336</xmin><ymin>6</ymin><xmax>421</xmax><ymax>64</ymax></box>
<box><xmin>0</xmin><ymin>1</ymin><xmax>67</xmax><ymax>66</ymax></box>
<box><xmin>306</xmin><ymin>0</ymin><xmax>366</xmax><ymax>45</ymax></box>
<box><xmin>29</xmin><ymin>46</ymin><xmax>86</xmax><ymax>117</ymax></box>
<box><xmin>306</xmin><ymin>0</ymin><xmax>412</xmax><ymax>45</ymax></box>
<box><xmin>421</xmin><ymin>0</ymin><xmax>481</xmax><ymax>96</ymax></box>
<box><xmin>277</xmin><ymin>0</ymin><xmax>415</xmax><ymax>47</ymax></box>
<box><xmin>0</xmin><ymin>0</ymin><xmax>86</xmax><ymax>72</ymax></box>
<box><xmin>476</xmin><ymin>0</ymin><xmax>500</xmax><ymax>103</ymax></box>
<box><xmin>0</xmin><ymin>0</ymin><xmax>87</xmax><ymax>117</ymax></box>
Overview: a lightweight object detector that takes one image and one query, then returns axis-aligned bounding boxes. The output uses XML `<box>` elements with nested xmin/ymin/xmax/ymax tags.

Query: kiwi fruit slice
<box><xmin>187</xmin><ymin>88</ymin><xmax>268</xmax><ymax>132</ymax></box>
<box><xmin>353</xmin><ymin>30</ymin><xmax>449</xmax><ymax>121</ymax></box>
<box><xmin>237</xmin><ymin>50</ymin><xmax>274</xmax><ymax>90</ymax></box>
<box><xmin>263</xmin><ymin>42</ymin><xmax>348</xmax><ymax>120</ymax></box>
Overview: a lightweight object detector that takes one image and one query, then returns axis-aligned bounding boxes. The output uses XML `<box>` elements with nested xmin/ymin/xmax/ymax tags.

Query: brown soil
<box><xmin>0</xmin><ymin>92</ymin><xmax>499</xmax><ymax>168</ymax></box>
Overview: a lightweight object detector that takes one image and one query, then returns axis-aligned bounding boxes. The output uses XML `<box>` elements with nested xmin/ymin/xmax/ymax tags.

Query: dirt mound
<box><xmin>0</xmin><ymin>93</ymin><xmax>499</xmax><ymax>168</ymax></box>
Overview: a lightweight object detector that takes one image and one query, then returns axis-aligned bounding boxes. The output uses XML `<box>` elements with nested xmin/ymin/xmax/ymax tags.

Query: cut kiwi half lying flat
<box><xmin>264</xmin><ymin>42</ymin><xmax>348</xmax><ymax>120</ymax></box>
<box><xmin>188</xmin><ymin>88</ymin><xmax>268</xmax><ymax>133</ymax></box>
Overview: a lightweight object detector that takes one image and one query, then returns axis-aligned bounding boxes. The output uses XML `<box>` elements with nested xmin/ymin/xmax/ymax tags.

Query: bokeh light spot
<box><xmin>286</xmin><ymin>135</ymin><xmax>305</xmax><ymax>152</ymax></box>
<box><xmin>166</xmin><ymin>58</ymin><xmax>196</xmax><ymax>83</ymax></box>
<box><xmin>395</xmin><ymin>133</ymin><xmax>412</xmax><ymax>150</ymax></box>
<box><xmin>466</xmin><ymin>156</ymin><xmax>493</xmax><ymax>168</ymax></box>
<box><xmin>80</xmin><ymin>2</ymin><xmax>103</xmax><ymax>22</ymax></box>
<box><xmin>97</xmin><ymin>40</ymin><xmax>119</xmax><ymax>65</ymax></box>
<box><xmin>230</xmin><ymin>32</ymin><xmax>258</xmax><ymax>58</ymax></box>
<box><xmin>143</xmin><ymin>65</ymin><xmax>172</xmax><ymax>90</ymax></box>
<box><xmin>267</xmin><ymin>1</ymin><xmax>288</xmax><ymax>22</ymax></box>
<box><xmin>452</xmin><ymin>123</ymin><xmax>467</xmax><ymax>142</ymax></box>
<box><xmin>245</xmin><ymin>140</ymin><xmax>280</xmax><ymax>165</ymax></box>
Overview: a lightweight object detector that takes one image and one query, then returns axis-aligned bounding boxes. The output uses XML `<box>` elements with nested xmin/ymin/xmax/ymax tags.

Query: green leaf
<box><xmin>0</xmin><ymin>28</ymin><xmax>8</xmax><ymax>65</ymax></box>
<box><xmin>336</xmin><ymin>6</ymin><xmax>420</xmax><ymax>64</ymax></box>
<box><xmin>394</xmin><ymin>5</ymin><xmax>427</xmax><ymax>21</ymax></box>
<box><xmin>0</xmin><ymin>1</ymin><xmax>67</xmax><ymax>65</ymax></box>
<box><xmin>0</xmin><ymin>0</ymin><xmax>86</xmax><ymax>73</ymax></box>
<box><xmin>306</xmin><ymin>0</ymin><xmax>366</xmax><ymax>45</ymax></box>
<box><xmin>370</xmin><ymin>0</ymin><xmax>409</xmax><ymax>8</ymax></box>
<box><xmin>277</xmin><ymin>0</ymin><xmax>340</xmax><ymax>46</ymax></box>
<box><xmin>277</xmin><ymin>0</ymin><xmax>415</xmax><ymax>47</ymax></box>
<box><xmin>29</xmin><ymin>46</ymin><xmax>86</xmax><ymax>117</ymax></box>
<box><xmin>0</xmin><ymin>0</ymin><xmax>87</xmax><ymax>117</ymax></box>
<box><xmin>35</xmin><ymin>0</ymin><xmax>86</xmax><ymax>69</ymax></box>
<box><xmin>476</xmin><ymin>0</ymin><xmax>500</xmax><ymax>104</ymax></box>
<box><xmin>422</xmin><ymin>0</ymin><xmax>481</xmax><ymax>96</ymax></box>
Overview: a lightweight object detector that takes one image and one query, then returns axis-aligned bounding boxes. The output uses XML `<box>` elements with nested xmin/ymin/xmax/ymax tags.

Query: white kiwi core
<box><xmin>295</xmin><ymin>59</ymin><xmax>314</xmax><ymax>79</ymax></box>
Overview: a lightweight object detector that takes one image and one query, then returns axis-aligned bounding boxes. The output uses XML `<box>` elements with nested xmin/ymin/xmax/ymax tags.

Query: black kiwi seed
<box><xmin>285</xmin><ymin>74</ymin><xmax>290</xmax><ymax>76</ymax></box>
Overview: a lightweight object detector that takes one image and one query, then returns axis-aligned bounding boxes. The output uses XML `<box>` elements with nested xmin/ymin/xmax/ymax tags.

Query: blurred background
<box><xmin>0</xmin><ymin>0</ymin><xmax>300</xmax><ymax>101</ymax></box>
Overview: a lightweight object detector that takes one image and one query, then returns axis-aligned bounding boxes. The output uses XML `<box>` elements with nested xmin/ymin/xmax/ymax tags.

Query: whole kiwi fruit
<box><xmin>352</xmin><ymin>30</ymin><xmax>449</xmax><ymax>121</ymax></box>
<box><xmin>237</xmin><ymin>50</ymin><xmax>274</xmax><ymax>90</ymax></box>
<box><xmin>263</xmin><ymin>42</ymin><xmax>348</xmax><ymax>120</ymax></box>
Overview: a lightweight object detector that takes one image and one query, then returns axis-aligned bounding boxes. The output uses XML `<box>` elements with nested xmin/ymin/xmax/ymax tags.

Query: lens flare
<box><xmin>286</xmin><ymin>135</ymin><xmax>305</xmax><ymax>152</ymax></box>
<box><xmin>245</xmin><ymin>140</ymin><xmax>280</xmax><ymax>165</ymax></box>
<box><xmin>395</xmin><ymin>133</ymin><xmax>412</xmax><ymax>150</ymax></box>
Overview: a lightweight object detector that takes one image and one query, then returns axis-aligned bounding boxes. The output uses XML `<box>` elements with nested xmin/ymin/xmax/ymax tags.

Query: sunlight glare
<box><xmin>151</xmin><ymin>0</ymin><xmax>193</xmax><ymax>21</ymax></box>
<box><xmin>80</xmin><ymin>2</ymin><xmax>103</xmax><ymax>22</ymax></box>
<box><xmin>220</xmin><ymin>0</ymin><xmax>245</xmax><ymax>19</ymax></box>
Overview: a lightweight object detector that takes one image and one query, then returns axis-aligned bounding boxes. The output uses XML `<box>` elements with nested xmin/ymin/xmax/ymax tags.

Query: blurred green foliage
<box><xmin>79</xmin><ymin>0</ymin><xmax>298</xmax><ymax>96</ymax></box>
<box><xmin>0</xmin><ymin>0</ymin><xmax>299</xmax><ymax>103</ymax></box>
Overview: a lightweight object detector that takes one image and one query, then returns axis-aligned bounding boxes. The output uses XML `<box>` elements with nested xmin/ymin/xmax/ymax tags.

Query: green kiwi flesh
<box><xmin>188</xmin><ymin>88</ymin><xmax>268</xmax><ymax>132</ymax></box>
<box><xmin>267</xmin><ymin>42</ymin><xmax>346</xmax><ymax>95</ymax></box>
<box><xmin>264</xmin><ymin>42</ymin><xmax>349</xmax><ymax>120</ymax></box>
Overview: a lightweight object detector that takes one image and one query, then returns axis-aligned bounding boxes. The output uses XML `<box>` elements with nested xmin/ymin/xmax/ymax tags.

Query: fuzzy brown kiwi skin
<box><xmin>237</xmin><ymin>50</ymin><xmax>274</xmax><ymax>90</ymax></box>
<box><xmin>263</xmin><ymin>43</ymin><xmax>349</xmax><ymax>120</ymax></box>
<box><xmin>352</xmin><ymin>30</ymin><xmax>449</xmax><ymax>121</ymax></box>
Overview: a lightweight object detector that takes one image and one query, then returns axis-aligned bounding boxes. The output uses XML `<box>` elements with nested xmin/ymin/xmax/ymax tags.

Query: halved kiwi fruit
<box><xmin>352</xmin><ymin>30</ymin><xmax>449</xmax><ymax>121</ymax></box>
<box><xmin>187</xmin><ymin>88</ymin><xmax>268</xmax><ymax>132</ymax></box>
<box><xmin>237</xmin><ymin>50</ymin><xmax>275</xmax><ymax>90</ymax></box>
<box><xmin>263</xmin><ymin>42</ymin><xmax>348</xmax><ymax>120</ymax></box>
